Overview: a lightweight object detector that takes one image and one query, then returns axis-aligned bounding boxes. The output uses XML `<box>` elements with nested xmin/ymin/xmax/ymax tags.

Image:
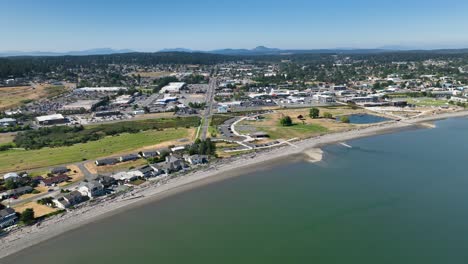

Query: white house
<box><xmin>3</xmin><ymin>172</ymin><xmax>19</xmax><ymax>181</ymax></box>
<box><xmin>78</xmin><ymin>181</ymin><xmax>105</xmax><ymax>199</ymax></box>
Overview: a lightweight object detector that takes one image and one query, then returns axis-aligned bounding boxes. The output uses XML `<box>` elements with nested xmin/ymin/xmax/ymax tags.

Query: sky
<box><xmin>1</xmin><ymin>0</ymin><xmax>468</xmax><ymax>52</ymax></box>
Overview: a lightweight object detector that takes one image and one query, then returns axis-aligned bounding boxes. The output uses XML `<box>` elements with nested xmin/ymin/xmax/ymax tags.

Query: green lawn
<box><xmin>406</xmin><ymin>98</ymin><xmax>449</xmax><ymax>107</ymax></box>
<box><xmin>0</xmin><ymin>128</ymin><xmax>189</xmax><ymax>173</ymax></box>
<box><xmin>260</xmin><ymin>123</ymin><xmax>328</xmax><ymax>139</ymax></box>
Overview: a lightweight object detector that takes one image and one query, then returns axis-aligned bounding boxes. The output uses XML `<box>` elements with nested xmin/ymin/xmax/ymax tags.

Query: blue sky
<box><xmin>1</xmin><ymin>0</ymin><xmax>468</xmax><ymax>51</ymax></box>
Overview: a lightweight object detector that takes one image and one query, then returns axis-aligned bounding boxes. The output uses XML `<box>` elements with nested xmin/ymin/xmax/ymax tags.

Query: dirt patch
<box><xmin>13</xmin><ymin>202</ymin><xmax>58</xmax><ymax>218</ymax></box>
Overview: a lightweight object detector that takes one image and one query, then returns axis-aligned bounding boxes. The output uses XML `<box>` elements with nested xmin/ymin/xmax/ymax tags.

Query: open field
<box><xmin>0</xmin><ymin>84</ymin><xmax>70</xmax><ymax>110</ymax></box>
<box><xmin>95</xmin><ymin>159</ymin><xmax>148</xmax><ymax>174</ymax></box>
<box><xmin>0</xmin><ymin>133</ymin><xmax>15</xmax><ymax>144</ymax></box>
<box><xmin>13</xmin><ymin>202</ymin><xmax>58</xmax><ymax>218</ymax></box>
<box><xmin>0</xmin><ymin>128</ymin><xmax>191</xmax><ymax>173</ymax></box>
<box><xmin>406</xmin><ymin>97</ymin><xmax>450</xmax><ymax>107</ymax></box>
<box><xmin>127</xmin><ymin>71</ymin><xmax>173</xmax><ymax>78</ymax></box>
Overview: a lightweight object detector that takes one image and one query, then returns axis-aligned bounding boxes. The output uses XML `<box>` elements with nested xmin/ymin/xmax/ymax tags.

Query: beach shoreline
<box><xmin>1</xmin><ymin>110</ymin><xmax>467</xmax><ymax>260</ymax></box>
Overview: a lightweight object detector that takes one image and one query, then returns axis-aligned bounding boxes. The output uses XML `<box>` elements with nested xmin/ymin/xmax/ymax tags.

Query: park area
<box><xmin>237</xmin><ymin>106</ymin><xmax>369</xmax><ymax>140</ymax></box>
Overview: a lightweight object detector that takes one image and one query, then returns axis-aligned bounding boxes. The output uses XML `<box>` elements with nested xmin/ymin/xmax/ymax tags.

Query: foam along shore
<box><xmin>1</xmin><ymin>110</ymin><xmax>468</xmax><ymax>259</ymax></box>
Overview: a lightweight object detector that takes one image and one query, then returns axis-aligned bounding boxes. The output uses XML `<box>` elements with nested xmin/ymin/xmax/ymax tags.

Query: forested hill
<box><xmin>1</xmin><ymin>49</ymin><xmax>468</xmax><ymax>78</ymax></box>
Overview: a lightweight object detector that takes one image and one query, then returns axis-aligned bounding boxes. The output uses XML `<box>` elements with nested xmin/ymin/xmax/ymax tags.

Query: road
<box><xmin>200</xmin><ymin>77</ymin><xmax>217</xmax><ymax>140</ymax></box>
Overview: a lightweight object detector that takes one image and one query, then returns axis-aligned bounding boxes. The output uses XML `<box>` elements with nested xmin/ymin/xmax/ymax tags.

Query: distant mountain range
<box><xmin>1</xmin><ymin>46</ymin><xmax>468</xmax><ymax>58</ymax></box>
<box><xmin>0</xmin><ymin>48</ymin><xmax>135</xmax><ymax>57</ymax></box>
<box><xmin>158</xmin><ymin>46</ymin><xmax>406</xmax><ymax>55</ymax></box>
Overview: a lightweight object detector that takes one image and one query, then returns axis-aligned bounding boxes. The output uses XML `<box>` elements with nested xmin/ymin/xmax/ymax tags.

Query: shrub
<box><xmin>280</xmin><ymin>116</ymin><xmax>293</xmax><ymax>126</ymax></box>
<box><xmin>323</xmin><ymin>112</ymin><xmax>333</xmax><ymax>119</ymax></box>
<box><xmin>309</xmin><ymin>108</ymin><xmax>320</xmax><ymax>119</ymax></box>
<box><xmin>340</xmin><ymin>116</ymin><xmax>350</xmax><ymax>123</ymax></box>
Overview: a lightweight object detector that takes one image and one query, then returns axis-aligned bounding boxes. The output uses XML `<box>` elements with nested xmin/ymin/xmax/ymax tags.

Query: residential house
<box><xmin>54</xmin><ymin>191</ymin><xmax>83</xmax><ymax>209</ymax></box>
<box><xmin>138</xmin><ymin>165</ymin><xmax>155</xmax><ymax>178</ymax></box>
<box><xmin>183</xmin><ymin>154</ymin><xmax>208</xmax><ymax>165</ymax></box>
<box><xmin>51</xmin><ymin>167</ymin><xmax>69</xmax><ymax>175</ymax></box>
<box><xmin>78</xmin><ymin>181</ymin><xmax>105</xmax><ymax>199</ymax></box>
<box><xmin>0</xmin><ymin>186</ymin><xmax>33</xmax><ymax>200</ymax></box>
<box><xmin>95</xmin><ymin>175</ymin><xmax>117</xmax><ymax>188</ymax></box>
<box><xmin>0</xmin><ymin>208</ymin><xmax>18</xmax><ymax>229</ymax></box>
<box><xmin>119</xmin><ymin>154</ymin><xmax>140</xmax><ymax>163</ymax></box>
<box><xmin>163</xmin><ymin>156</ymin><xmax>187</xmax><ymax>174</ymax></box>
<box><xmin>41</xmin><ymin>174</ymin><xmax>70</xmax><ymax>186</ymax></box>
<box><xmin>149</xmin><ymin>163</ymin><xmax>167</xmax><ymax>176</ymax></box>
<box><xmin>156</xmin><ymin>148</ymin><xmax>171</xmax><ymax>156</ymax></box>
<box><xmin>3</xmin><ymin>172</ymin><xmax>20</xmax><ymax>181</ymax></box>
<box><xmin>95</xmin><ymin>158</ymin><xmax>119</xmax><ymax>166</ymax></box>
<box><xmin>140</xmin><ymin>151</ymin><xmax>158</xmax><ymax>159</ymax></box>
<box><xmin>111</xmin><ymin>171</ymin><xmax>144</xmax><ymax>183</ymax></box>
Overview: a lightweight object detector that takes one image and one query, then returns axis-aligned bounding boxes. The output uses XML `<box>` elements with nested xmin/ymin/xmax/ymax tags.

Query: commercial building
<box><xmin>62</xmin><ymin>100</ymin><xmax>101</xmax><ymax>112</ymax></box>
<box><xmin>112</xmin><ymin>95</ymin><xmax>134</xmax><ymax>106</ymax></box>
<box><xmin>76</xmin><ymin>87</ymin><xmax>128</xmax><ymax>92</ymax></box>
<box><xmin>0</xmin><ymin>118</ymin><xmax>17</xmax><ymax>127</ymax></box>
<box><xmin>159</xmin><ymin>82</ymin><xmax>186</xmax><ymax>94</ymax></box>
<box><xmin>35</xmin><ymin>114</ymin><xmax>68</xmax><ymax>126</ymax></box>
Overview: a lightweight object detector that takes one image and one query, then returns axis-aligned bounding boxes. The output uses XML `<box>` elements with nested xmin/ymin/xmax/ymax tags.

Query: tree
<box><xmin>323</xmin><ymin>112</ymin><xmax>333</xmax><ymax>119</ymax></box>
<box><xmin>20</xmin><ymin>208</ymin><xmax>35</xmax><ymax>225</ymax></box>
<box><xmin>4</xmin><ymin>179</ymin><xmax>18</xmax><ymax>190</ymax></box>
<box><xmin>309</xmin><ymin>107</ymin><xmax>320</xmax><ymax>119</ymax></box>
<box><xmin>340</xmin><ymin>116</ymin><xmax>350</xmax><ymax>123</ymax></box>
<box><xmin>280</xmin><ymin>116</ymin><xmax>293</xmax><ymax>126</ymax></box>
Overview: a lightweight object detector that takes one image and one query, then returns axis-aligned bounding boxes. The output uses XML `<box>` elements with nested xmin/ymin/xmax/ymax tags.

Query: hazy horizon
<box><xmin>2</xmin><ymin>0</ymin><xmax>468</xmax><ymax>52</ymax></box>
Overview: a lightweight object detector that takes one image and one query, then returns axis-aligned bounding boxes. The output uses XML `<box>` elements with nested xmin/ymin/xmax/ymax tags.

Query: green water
<box><xmin>3</xmin><ymin>118</ymin><xmax>468</xmax><ymax>264</ymax></box>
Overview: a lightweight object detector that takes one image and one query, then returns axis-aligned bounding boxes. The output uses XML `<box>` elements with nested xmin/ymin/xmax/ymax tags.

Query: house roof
<box><xmin>42</xmin><ymin>174</ymin><xmax>69</xmax><ymax>185</ymax></box>
<box><xmin>0</xmin><ymin>208</ymin><xmax>16</xmax><ymax>218</ymax></box>
<box><xmin>5</xmin><ymin>186</ymin><xmax>33</xmax><ymax>196</ymax></box>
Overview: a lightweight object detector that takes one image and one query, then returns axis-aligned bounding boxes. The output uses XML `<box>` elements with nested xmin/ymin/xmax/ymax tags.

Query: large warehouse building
<box><xmin>159</xmin><ymin>82</ymin><xmax>186</xmax><ymax>94</ymax></box>
<box><xmin>35</xmin><ymin>114</ymin><xmax>68</xmax><ymax>126</ymax></box>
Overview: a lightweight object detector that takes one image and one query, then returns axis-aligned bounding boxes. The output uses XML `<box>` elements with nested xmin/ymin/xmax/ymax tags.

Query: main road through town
<box><xmin>200</xmin><ymin>77</ymin><xmax>217</xmax><ymax>140</ymax></box>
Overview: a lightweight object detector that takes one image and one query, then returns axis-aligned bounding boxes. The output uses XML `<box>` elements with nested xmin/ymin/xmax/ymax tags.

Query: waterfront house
<box><xmin>0</xmin><ymin>208</ymin><xmax>18</xmax><ymax>229</ymax></box>
<box><xmin>78</xmin><ymin>181</ymin><xmax>105</xmax><ymax>198</ymax></box>
<box><xmin>138</xmin><ymin>165</ymin><xmax>155</xmax><ymax>178</ymax></box>
<box><xmin>149</xmin><ymin>163</ymin><xmax>166</xmax><ymax>176</ymax></box>
<box><xmin>54</xmin><ymin>191</ymin><xmax>83</xmax><ymax>209</ymax></box>
<box><xmin>183</xmin><ymin>154</ymin><xmax>208</xmax><ymax>165</ymax></box>
<box><xmin>111</xmin><ymin>171</ymin><xmax>144</xmax><ymax>183</ymax></box>
<box><xmin>162</xmin><ymin>156</ymin><xmax>187</xmax><ymax>174</ymax></box>
<box><xmin>95</xmin><ymin>175</ymin><xmax>117</xmax><ymax>188</ymax></box>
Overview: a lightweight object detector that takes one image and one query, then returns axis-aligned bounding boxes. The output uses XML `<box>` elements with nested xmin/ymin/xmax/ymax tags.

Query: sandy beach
<box><xmin>1</xmin><ymin>110</ymin><xmax>467</xmax><ymax>259</ymax></box>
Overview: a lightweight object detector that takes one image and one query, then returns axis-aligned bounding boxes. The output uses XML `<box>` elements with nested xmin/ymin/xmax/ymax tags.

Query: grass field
<box><xmin>0</xmin><ymin>128</ymin><xmax>190</xmax><ymax>173</ymax></box>
<box><xmin>406</xmin><ymin>97</ymin><xmax>449</xmax><ymax>107</ymax></box>
<box><xmin>13</xmin><ymin>202</ymin><xmax>58</xmax><ymax>218</ymax></box>
<box><xmin>0</xmin><ymin>84</ymin><xmax>70</xmax><ymax>110</ymax></box>
<box><xmin>0</xmin><ymin>133</ymin><xmax>15</xmax><ymax>144</ymax></box>
<box><xmin>238</xmin><ymin>107</ymin><xmax>358</xmax><ymax>140</ymax></box>
<box><xmin>261</xmin><ymin>123</ymin><xmax>328</xmax><ymax>139</ymax></box>
<box><xmin>127</xmin><ymin>71</ymin><xmax>173</xmax><ymax>78</ymax></box>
